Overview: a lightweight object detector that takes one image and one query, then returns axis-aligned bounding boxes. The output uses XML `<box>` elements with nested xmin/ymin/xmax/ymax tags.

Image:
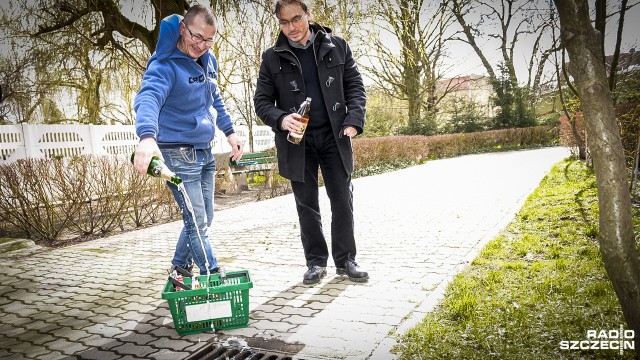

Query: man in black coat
<box><xmin>254</xmin><ymin>0</ymin><xmax>368</xmax><ymax>285</ymax></box>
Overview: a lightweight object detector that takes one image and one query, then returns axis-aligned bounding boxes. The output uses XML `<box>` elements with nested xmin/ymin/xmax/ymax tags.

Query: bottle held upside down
<box><xmin>130</xmin><ymin>153</ymin><xmax>183</xmax><ymax>186</ymax></box>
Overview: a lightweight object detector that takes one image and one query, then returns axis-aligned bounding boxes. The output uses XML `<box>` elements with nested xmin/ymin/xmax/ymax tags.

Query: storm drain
<box><xmin>185</xmin><ymin>344</ymin><xmax>296</xmax><ymax>360</ymax></box>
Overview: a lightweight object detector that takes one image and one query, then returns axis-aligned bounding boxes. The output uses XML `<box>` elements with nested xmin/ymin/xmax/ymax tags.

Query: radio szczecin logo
<box><xmin>560</xmin><ymin>326</ymin><xmax>635</xmax><ymax>355</ymax></box>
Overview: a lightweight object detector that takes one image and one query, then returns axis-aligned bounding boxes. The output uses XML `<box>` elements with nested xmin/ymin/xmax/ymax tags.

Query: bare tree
<box><xmin>446</xmin><ymin>0</ymin><xmax>558</xmax><ymax>126</ymax></box>
<box><xmin>214</xmin><ymin>1</ymin><xmax>277</xmax><ymax>152</ymax></box>
<box><xmin>593</xmin><ymin>0</ymin><xmax>636</xmax><ymax>94</ymax></box>
<box><xmin>364</xmin><ymin>0</ymin><xmax>455</xmax><ymax>135</ymax></box>
<box><xmin>311</xmin><ymin>0</ymin><xmax>368</xmax><ymax>48</ymax></box>
<box><xmin>546</xmin><ymin>6</ymin><xmax>587</xmax><ymax>160</ymax></box>
<box><xmin>553</xmin><ymin>1</ymin><xmax>637</xmax><ymax>161</ymax></box>
<box><xmin>554</xmin><ymin>0</ymin><xmax>640</xmax><ymax>347</ymax></box>
<box><xmin>33</xmin><ymin>0</ymin><xmax>188</xmax><ymax>59</ymax></box>
<box><xmin>0</xmin><ymin>0</ymin><xmax>152</xmax><ymax>124</ymax></box>
<box><xmin>0</xmin><ymin>54</ymin><xmax>30</xmax><ymax>123</ymax></box>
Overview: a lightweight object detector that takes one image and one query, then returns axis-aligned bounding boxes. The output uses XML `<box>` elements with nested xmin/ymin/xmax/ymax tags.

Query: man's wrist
<box><xmin>278</xmin><ymin>115</ymin><xmax>287</xmax><ymax>131</ymax></box>
<box><xmin>139</xmin><ymin>134</ymin><xmax>157</xmax><ymax>142</ymax></box>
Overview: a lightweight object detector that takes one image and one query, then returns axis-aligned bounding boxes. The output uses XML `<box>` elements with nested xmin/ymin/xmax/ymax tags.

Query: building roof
<box><xmin>437</xmin><ymin>75</ymin><xmax>491</xmax><ymax>93</ymax></box>
<box><xmin>605</xmin><ymin>49</ymin><xmax>640</xmax><ymax>72</ymax></box>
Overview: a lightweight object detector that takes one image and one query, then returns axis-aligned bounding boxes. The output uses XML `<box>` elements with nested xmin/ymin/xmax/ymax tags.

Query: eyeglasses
<box><xmin>278</xmin><ymin>13</ymin><xmax>306</xmax><ymax>27</ymax></box>
<box><xmin>182</xmin><ymin>21</ymin><xmax>215</xmax><ymax>46</ymax></box>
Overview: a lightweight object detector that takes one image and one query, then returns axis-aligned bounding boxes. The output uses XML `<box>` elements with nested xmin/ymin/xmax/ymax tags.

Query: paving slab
<box><xmin>0</xmin><ymin>147</ymin><xmax>570</xmax><ymax>359</ymax></box>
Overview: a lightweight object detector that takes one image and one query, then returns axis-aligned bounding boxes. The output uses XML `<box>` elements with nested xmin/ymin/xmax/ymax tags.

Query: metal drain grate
<box><xmin>185</xmin><ymin>344</ymin><xmax>296</xmax><ymax>360</ymax></box>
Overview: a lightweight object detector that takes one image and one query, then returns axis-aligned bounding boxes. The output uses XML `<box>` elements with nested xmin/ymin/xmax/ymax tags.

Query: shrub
<box><xmin>0</xmin><ymin>158</ymin><xmax>84</xmax><ymax>245</ymax></box>
<box><xmin>617</xmin><ymin>103</ymin><xmax>640</xmax><ymax>168</ymax></box>
<box><xmin>0</xmin><ymin>155</ymin><xmax>179</xmax><ymax>246</ymax></box>
<box><xmin>353</xmin><ymin>125</ymin><xmax>557</xmax><ymax>172</ymax></box>
<box><xmin>560</xmin><ymin>104</ymin><xmax>640</xmax><ymax>168</ymax></box>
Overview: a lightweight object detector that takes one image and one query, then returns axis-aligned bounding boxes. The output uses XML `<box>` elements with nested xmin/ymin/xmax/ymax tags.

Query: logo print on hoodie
<box><xmin>189</xmin><ymin>74</ymin><xmax>205</xmax><ymax>83</ymax></box>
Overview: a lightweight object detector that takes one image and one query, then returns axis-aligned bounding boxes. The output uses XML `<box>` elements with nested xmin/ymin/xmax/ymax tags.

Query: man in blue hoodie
<box><xmin>133</xmin><ymin>5</ymin><xmax>243</xmax><ymax>276</ymax></box>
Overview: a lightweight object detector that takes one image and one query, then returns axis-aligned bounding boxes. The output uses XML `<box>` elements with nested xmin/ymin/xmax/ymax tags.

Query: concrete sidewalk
<box><xmin>0</xmin><ymin>147</ymin><xmax>571</xmax><ymax>360</ymax></box>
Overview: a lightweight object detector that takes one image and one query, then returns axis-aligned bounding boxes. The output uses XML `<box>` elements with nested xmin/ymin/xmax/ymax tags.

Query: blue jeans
<box><xmin>160</xmin><ymin>146</ymin><xmax>218</xmax><ymax>274</ymax></box>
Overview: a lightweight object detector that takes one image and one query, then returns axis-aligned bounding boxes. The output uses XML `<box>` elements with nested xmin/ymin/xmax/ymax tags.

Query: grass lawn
<box><xmin>395</xmin><ymin>159</ymin><xmax>639</xmax><ymax>359</ymax></box>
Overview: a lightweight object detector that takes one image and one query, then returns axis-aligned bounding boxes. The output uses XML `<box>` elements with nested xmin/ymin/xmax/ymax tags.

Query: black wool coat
<box><xmin>253</xmin><ymin>24</ymin><xmax>367</xmax><ymax>182</ymax></box>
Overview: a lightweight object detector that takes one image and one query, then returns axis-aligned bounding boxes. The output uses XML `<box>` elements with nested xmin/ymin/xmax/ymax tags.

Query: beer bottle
<box><xmin>287</xmin><ymin>97</ymin><xmax>311</xmax><ymax>145</ymax></box>
<box><xmin>130</xmin><ymin>153</ymin><xmax>183</xmax><ymax>185</ymax></box>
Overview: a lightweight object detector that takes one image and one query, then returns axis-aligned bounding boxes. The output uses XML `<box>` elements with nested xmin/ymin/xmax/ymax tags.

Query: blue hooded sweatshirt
<box><xmin>134</xmin><ymin>14</ymin><xmax>234</xmax><ymax>149</ymax></box>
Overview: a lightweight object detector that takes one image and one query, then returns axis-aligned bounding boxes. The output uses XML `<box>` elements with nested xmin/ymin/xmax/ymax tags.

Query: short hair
<box><xmin>274</xmin><ymin>0</ymin><xmax>309</xmax><ymax>18</ymax></box>
<box><xmin>184</xmin><ymin>4</ymin><xmax>217</xmax><ymax>27</ymax></box>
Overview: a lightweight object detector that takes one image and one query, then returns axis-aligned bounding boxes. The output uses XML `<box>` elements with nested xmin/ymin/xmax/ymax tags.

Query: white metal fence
<box><xmin>0</xmin><ymin>124</ymin><xmax>275</xmax><ymax>164</ymax></box>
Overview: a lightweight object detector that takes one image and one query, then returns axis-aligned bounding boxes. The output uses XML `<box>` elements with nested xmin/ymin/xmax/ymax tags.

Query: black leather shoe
<box><xmin>303</xmin><ymin>265</ymin><xmax>327</xmax><ymax>285</ymax></box>
<box><xmin>336</xmin><ymin>260</ymin><xmax>369</xmax><ymax>283</ymax></box>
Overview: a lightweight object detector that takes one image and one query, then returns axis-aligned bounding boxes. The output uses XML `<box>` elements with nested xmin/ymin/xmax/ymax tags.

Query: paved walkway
<box><xmin>0</xmin><ymin>147</ymin><xmax>570</xmax><ymax>360</ymax></box>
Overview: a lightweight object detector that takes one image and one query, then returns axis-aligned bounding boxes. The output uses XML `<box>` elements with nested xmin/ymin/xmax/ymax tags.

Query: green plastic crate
<box><xmin>161</xmin><ymin>269</ymin><xmax>253</xmax><ymax>336</ymax></box>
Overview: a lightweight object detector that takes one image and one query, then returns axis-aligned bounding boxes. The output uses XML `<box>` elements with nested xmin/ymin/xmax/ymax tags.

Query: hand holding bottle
<box><xmin>282</xmin><ymin>113</ymin><xmax>306</xmax><ymax>133</ymax></box>
<box><xmin>133</xmin><ymin>137</ymin><xmax>164</xmax><ymax>175</ymax></box>
<box><xmin>130</xmin><ymin>151</ymin><xmax>182</xmax><ymax>186</ymax></box>
<box><xmin>287</xmin><ymin>97</ymin><xmax>311</xmax><ymax>145</ymax></box>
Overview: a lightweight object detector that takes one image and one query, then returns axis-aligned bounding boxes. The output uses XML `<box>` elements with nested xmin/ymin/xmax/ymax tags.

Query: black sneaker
<box><xmin>169</xmin><ymin>264</ymin><xmax>194</xmax><ymax>277</ymax></box>
<box><xmin>303</xmin><ymin>265</ymin><xmax>327</xmax><ymax>285</ymax></box>
<box><xmin>336</xmin><ymin>260</ymin><xmax>369</xmax><ymax>283</ymax></box>
<box><xmin>201</xmin><ymin>267</ymin><xmax>221</xmax><ymax>277</ymax></box>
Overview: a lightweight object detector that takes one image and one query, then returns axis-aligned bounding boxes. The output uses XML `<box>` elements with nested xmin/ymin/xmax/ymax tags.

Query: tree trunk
<box><xmin>554</xmin><ymin>0</ymin><xmax>640</xmax><ymax>349</ymax></box>
<box><xmin>567</xmin><ymin>113</ymin><xmax>586</xmax><ymax>160</ymax></box>
<box><xmin>399</xmin><ymin>0</ymin><xmax>423</xmax><ymax>132</ymax></box>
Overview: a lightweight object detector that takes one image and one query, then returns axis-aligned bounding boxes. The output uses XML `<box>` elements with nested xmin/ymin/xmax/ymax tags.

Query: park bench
<box><xmin>227</xmin><ymin>151</ymin><xmax>277</xmax><ymax>192</ymax></box>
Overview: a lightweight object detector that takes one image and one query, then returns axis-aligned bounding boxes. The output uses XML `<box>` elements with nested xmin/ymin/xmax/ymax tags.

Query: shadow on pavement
<box><xmin>207</xmin><ymin>277</ymin><xmax>350</xmax><ymax>357</ymax></box>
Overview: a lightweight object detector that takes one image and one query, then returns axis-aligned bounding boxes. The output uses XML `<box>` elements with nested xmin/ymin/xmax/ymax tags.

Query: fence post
<box><xmin>87</xmin><ymin>124</ymin><xmax>97</xmax><ymax>155</ymax></box>
<box><xmin>22</xmin><ymin>123</ymin><xmax>37</xmax><ymax>158</ymax></box>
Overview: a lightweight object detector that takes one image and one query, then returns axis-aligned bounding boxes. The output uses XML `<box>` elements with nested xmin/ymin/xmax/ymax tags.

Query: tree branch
<box><xmin>608</xmin><ymin>0</ymin><xmax>629</xmax><ymax>94</ymax></box>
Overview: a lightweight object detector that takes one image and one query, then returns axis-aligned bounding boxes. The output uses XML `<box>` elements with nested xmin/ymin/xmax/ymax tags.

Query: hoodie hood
<box><xmin>155</xmin><ymin>14</ymin><xmax>183</xmax><ymax>61</ymax></box>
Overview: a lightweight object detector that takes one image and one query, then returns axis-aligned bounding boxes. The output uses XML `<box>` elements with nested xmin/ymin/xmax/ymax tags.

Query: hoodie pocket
<box><xmin>180</xmin><ymin>110</ymin><xmax>215</xmax><ymax>142</ymax></box>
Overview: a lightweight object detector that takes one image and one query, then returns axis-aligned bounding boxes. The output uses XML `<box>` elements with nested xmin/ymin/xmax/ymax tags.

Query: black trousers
<box><xmin>291</xmin><ymin>127</ymin><xmax>356</xmax><ymax>268</ymax></box>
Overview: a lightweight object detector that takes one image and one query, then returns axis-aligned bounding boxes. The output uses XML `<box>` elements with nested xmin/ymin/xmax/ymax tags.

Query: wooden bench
<box><xmin>228</xmin><ymin>151</ymin><xmax>277</xmax><ymax>191</ymax></box>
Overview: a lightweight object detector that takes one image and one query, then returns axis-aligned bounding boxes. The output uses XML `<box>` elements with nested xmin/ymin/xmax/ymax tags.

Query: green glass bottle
<box><xmin>130</xmin><ymin>153</ymin><xmax>183</xmax><ymax>185</ymax></box>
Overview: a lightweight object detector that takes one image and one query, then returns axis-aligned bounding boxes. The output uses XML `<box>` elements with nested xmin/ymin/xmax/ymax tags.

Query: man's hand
<box><xmin>227</xmin><ymin>133</ymin><xmax>244</xmax><ymax>162</ymax></box>
<box><xmin>281</xmin><ymin>113</ymin><xmax>305</xmax><ymax>134</ymax></box>
<box><xmin>134</xmin><ymin>137</ymin><xmax>162</xmax><ymax>175</ymax></box>
<box><xmin>343</xmin><ymin>126</ymin><xmax>358</xmax><ymax>138</ymax></box>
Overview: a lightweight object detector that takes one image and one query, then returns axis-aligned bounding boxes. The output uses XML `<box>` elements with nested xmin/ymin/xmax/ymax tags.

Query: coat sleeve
<box><xmin>253</xmin><ymin>51</ymin><xmax>288</xmax><ymax>134</ymax></box>
<box><xmin>341</xmin><ymin>40</ymin><xmax>366</xmax><ymax>135</ymax></box>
